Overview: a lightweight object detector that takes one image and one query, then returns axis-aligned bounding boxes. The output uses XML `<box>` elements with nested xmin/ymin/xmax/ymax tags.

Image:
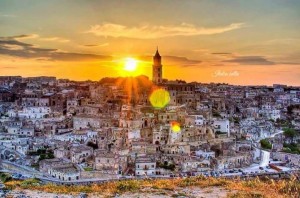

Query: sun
<box><xmin>124</xmin><ymin>58</ymin><xmax>137</xmax><ymax>72</ymax></box>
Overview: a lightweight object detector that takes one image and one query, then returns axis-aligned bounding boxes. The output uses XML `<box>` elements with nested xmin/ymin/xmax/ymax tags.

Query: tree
<box><xmin>0</xmin><ymin>173</ymin><xmax>12</xmax><ymax>182</ymax></box>
<box><xmin>39</xmin><ymin>154</ymin><xmax>47</xmax><ymax>161</ymax></box>
<box><xmin>283</xmin><ymin>127</ymin><xmax>297</xmax><ymax>142</ymax></box>
<box><xmin>260</xmin><ymin>139</ymin><xmax>272</xmax><ymax>149</ymax></box>
<box><xmin>38</xmin><ymin>149</ymin><xmax>54</xmax><ymax>161</ymax></box>
<box><xmin>157</xmin><ymin>161</ymin><xmax>176</xmax><ymax>171</ymax></box>
<box><xmin>37</xmin><ymin>148</ymin><xmax>46</xmax><ymax>155</ymax></box>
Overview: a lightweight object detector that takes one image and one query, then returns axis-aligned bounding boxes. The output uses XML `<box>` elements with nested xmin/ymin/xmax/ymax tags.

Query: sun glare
<box><xmin>124</xmin><ymin>58</ymin><xmax>137</xmax><ymax>72</ymax></box>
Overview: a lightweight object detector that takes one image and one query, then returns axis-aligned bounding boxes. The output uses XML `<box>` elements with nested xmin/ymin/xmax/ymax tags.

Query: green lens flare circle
<box><xmin>150</xmin><ymin>89</ymin><xmax>170</xmax><ymax>109</ymax></box>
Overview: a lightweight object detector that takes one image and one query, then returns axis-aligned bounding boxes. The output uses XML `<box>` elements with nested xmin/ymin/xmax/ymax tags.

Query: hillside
<box><xmin>2</xmin><ymin>176</ymin><xmax>300</xmax><ymax>198</ymax></box>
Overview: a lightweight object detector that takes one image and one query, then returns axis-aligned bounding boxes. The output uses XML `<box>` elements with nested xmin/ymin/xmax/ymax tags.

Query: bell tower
<box><xmin>152</xmin><ymin>47</ymin><xmax>163</xmax><ymax>84</ymax></box>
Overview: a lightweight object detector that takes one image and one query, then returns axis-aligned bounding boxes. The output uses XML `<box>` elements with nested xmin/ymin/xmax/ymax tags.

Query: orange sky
<box><xmin>1</xmin><ymin>56</ymin><xmax>299</xmax><ymax>86</ymax></box>
<box><xmin>0</xmin><ymin>0</ymin><xmax>299</xmax><ymax>85</ymax></box>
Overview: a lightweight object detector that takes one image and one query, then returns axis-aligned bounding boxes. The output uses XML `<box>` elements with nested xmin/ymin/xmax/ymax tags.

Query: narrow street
<box><xmin>244</xmin><ymin>129</ymin><xmax>284</xmax><ymax>172</ymax></box>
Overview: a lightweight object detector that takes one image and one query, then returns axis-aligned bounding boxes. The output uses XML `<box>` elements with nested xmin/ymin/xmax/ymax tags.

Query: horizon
<box><xmin>1</xmin><ymin>74</ymin><xmax>300</xmax><ymax>88</ymax></box>
<box><xmin>0</xmin><ymin>0</ymin><xmax>300</xmax><ymax>85</ymax></box>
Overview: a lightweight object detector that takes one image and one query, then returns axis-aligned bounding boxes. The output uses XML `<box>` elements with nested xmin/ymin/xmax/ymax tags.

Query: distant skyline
<box><xmin>0</xmin><ymin>0</ymin><xmax>300</xmax><ymax>85</ymax></box>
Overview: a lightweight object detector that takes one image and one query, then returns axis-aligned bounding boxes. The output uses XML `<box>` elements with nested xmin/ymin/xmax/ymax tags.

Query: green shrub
<box><xmin>20</xmin><ymin>178</ymin><xmax>41</xmax><ymax>188</ymax></box>
<box><xmin>282</xmin><ymin>142</ymin><xmax>300</xmax><ymax>154</ymax></box>
<box><xmin>260</xmin><ymin>139</ymin><xmax>272</xmax><ymax>149</ymax></box>
<box><xmin>0</xmin><ymin>172</ymin><xmax>12</xmax><ymax>183</ymax></box>
<box><xmin>83</xmin><ymin>167</ymin><xmax>93</xmax><ymax>171</ymax></box>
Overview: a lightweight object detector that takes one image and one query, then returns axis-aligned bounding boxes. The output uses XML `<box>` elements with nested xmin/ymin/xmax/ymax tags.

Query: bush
<box><xmin>38</xmin><ymin>150</ymin><xmax>55</xmax><ymax>161</ymax></box>
<box><xmin>116</xmin><ymin>180</ymin><xmax>140</xmax><ymax>193</ymax></box>
<box><xmin>83</xmin><ymin>167</ymin><xmax>93</xmax><ymax>171</ymax></box>
<box><xmin>278</xmin><ymin>177</ymin><xmax>300</xmax><ymax>197</ymax></box>
<box><xmin>282</xmin><ymin>143</ymin><xmax>300</xmax><ymax>154</ymax></box>
<box><xmin>157</xmin><ymin>162</ymin><xmax>176</xmax><ymax>171</ymax></box>
<box><xmin>0</xmin><ymin>172</ymin><xmax>12</xmax><ymax>182</ymax></box>
<box><xmin>283</xmin><ymin>127</ymin><xmax>297</xmax><ymax>141</ymax></box>
<box><xmin>20</xmin><ymin>178</ymin><xmax>40</xmax><ymax>188</ymax></box>
<box><xmin>260</xmin><ymin>139</ymin><xmax>272</xmax><ymax>149</ymax></box>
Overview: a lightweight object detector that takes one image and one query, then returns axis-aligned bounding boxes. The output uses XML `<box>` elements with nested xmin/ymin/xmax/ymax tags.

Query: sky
<box><xmin>0</xmin><ymin>0</ymin><xmax>299</xmax><ymax>85</ymax></box>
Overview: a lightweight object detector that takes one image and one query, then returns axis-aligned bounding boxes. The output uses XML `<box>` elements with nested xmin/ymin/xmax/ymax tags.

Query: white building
<box><xmin>213</xmin><ymin>119</ymin><xmax>230</xmax><ymax>136</ymax></box>
<box><xmin>48</xmin><ymin>163</ymin><xmax>80</xmax><ymax>181</ymax></box>
<box><xmin>73</xmin><ymin>115</ymin><xmax>102</xmax><ymax>130</ymax></box>
<box><xmin>10</xmin><ymin>106</ymin><xmax>51</xmax><ymax>119</ymax></box>
<box><xmin>135</xmin><ymin>156</ymin><xmax>156</xmax><ymax>176</ymax></box>
<box><xmin>19</xmin><ymin>127</ymin><xmax>35</xmax><ymax>136</ymax></box>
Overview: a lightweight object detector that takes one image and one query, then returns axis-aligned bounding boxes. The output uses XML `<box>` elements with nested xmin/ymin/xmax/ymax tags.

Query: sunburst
<box><xmin>124</xmin><ymin>58</ymin><xmax>137</xmax><ymax>72</ymax></box>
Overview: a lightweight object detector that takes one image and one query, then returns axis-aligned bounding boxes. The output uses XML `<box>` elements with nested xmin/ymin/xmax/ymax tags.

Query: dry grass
<box><xmin>227</xmin><ymin>176</ymin><xmax>300</xmax><ymax>198</ymax></box>
<box><xmin>4</xmin><ymin>175</ymin><xmax>300</xmax><ymax>198</ymax></box>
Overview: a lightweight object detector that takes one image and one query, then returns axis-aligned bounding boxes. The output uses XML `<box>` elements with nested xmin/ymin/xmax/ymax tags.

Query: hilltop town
<box><xmin>0</xmin><ymin>50</ymin><xmax>299</xmax><ymax>191</ymax></box>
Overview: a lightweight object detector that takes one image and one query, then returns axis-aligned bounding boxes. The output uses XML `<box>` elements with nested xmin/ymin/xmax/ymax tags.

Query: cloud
<box><xmin>4</xmin><ymin>34</ymin><xmax>39</xmax><ymax>40</ymax></box>
<box><xmin>164</xmin><ymin>56</ymin><xmax>202</xmax><ymax>66</ymax></box>
<box><xmin>223</xmin><ymin>55</ymin><xmax>275</xmax><ymax>65</ymax></box>
<box><xmin>86</xmin><ymin>22</ymin><xmax>245</xmax><ymax>39</ymax></box>
<box><xmin>0</xmin><ymin>36</ymin><xmax>112</xmax><ymax>61</ymax></box>
<box><xmin>39</xmin><ymin>37</ymin><xmax>70</xmax><ymax>43</ymax></box>
<box><xmin>265</xmin><ymin>38</ymin><xmax>300</xmax><ymax>45</ymax></box>
<box><xmin>212</xmin><ymin>52</ymin><xmax>232</xmax><ymax>55</ymax></box>
<box><xmin>0</xmin><ymin>13</ymin><xmax>16</xmax><ymax>18</ymax></box>
<box><xmin>212</xmin><ymin>51</ymin><xmax>300</xmax><ymax>66</ymax></box>
<box><xmin>278</xmin><ymin>53</ymin><xmax>300</xmax><ymax>65</ymax></box>
<box><xmin>1</xmin><ymin>43</ymin><xmax>25</xmax><ymax>51</ymax></box>
<box><xmin>49</xmin><ymin>52</ymin><xmax>110</xmax><ymax>61</ymax></box>
<box><xmin>4</xmin><ymin>34</ymin><xmax>70</xmax><ymax>43</ymax></box>
<box><xmin>277</xmin><ymin>62</ymin><xmax>300</xmax><ymax>65</ymax></box>
<box><xmin>139</xmin><ymin>55</ymin><xmax>201</xmax><ymax>67</ymax></box>
<box><xmin>82</xmin><ymin>43</ymin><xmax>109</xmax><ymax>47</ymax></box>
<box><xmin>193</xmin><ymin>49</ymin><xmax>210</xmax><ymax>53</ymax></box>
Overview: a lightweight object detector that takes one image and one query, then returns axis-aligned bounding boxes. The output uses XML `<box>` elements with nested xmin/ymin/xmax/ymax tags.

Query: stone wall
<box><xmin>80</xmin><ymin>171</ymin><xmax>118</xmax><ymax>179</ymax></box>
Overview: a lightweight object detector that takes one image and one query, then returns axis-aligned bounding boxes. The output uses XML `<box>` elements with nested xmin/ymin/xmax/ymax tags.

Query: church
<box><xmin>152</xmin><ymin>48</ymin><xmax>163</xmax><ymax>84</ymax></box>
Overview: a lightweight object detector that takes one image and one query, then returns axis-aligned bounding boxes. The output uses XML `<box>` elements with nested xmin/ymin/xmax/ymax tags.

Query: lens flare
<box><xmin>149</xmin><ymin>88</ymin><xmax>170</xmax><ymax>109</ymax></box>
<box><xmin>171</xmin><ymin>121</ymin><xmax>181</xmax><ymax>133</ymax></box>
<box><xmin>124</xmin><ymin>58</ymin><xmax>137</xmax><ymax>72</ymax></box>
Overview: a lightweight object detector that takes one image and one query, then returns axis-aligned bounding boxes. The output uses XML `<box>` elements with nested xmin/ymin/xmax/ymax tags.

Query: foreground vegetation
<box><xmin>0</xmin><ymin>172</ymin><xmax>12</xmax><ymax>183</ymax></box>
<box><xmin>3</xmin><ymin>175</ymin><xmax>300</xmax><ymax>198</ymax></box>
<box><xmin>282</xmin><ymin>142</ymin><xmax>300</xmax><ymax>154</ymax></box>
<box><xmin>260</xmin><ymin>139</ymin><xmax>272</xmax><ymax>149</ymax></box>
